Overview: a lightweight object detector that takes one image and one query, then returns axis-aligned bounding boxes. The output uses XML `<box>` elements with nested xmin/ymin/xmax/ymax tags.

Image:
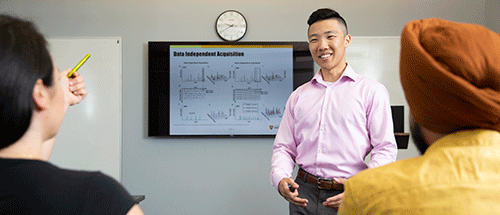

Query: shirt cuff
<box><xmin>271</xmin><ymin>170</ymin><xmax>291</xmax><ymax>190</ymax></box>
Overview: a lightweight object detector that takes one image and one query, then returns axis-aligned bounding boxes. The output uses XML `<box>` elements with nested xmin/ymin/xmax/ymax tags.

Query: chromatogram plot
<box><xmin>261</xmin><ymin>107</ymin><xmax>283</xmax><ymax>120</ymax></box>
<box><xmin>180</xmin><ymin>107</ymin><xmax>206</xmax><ymax>122</ymax></box>
<box><xmin>262</xmin><ymin>70</ymin><xmax>287</xmax><ymax>84</ymax></box>
<box><xmin>207</xmin><ymin>109</ymin><xmax>230</xmax><ymax>122</ymax></box>
<box><xmin>207</xmin><ymin>71</ymin><xmax>230</xmax><ymax>84</ymax></box>
<box><xmin>234</xmin><ymin>67</ymin><xmax>261</xmax><ymax>83</ymax></box>
<box><xmin>182</xmin><ymin>115</ymin><xmax>203</xmax><ymax>121</ymax></box>
<box><xmin>180</xmin><ymin>66</ymin><xmax>205</xmax><ymax>83</ymax></box>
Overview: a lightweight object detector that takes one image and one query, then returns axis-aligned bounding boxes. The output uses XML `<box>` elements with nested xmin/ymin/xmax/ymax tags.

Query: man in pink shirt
<box><xmin>270</xmin><ymin>8</ymin><xmax>398</xmax><ymax>214</ymax></box>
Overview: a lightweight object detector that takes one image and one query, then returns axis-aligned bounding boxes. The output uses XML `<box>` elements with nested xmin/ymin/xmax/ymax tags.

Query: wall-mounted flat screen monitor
<box><xmin>148</xmin><ymin>41</ymin><xmax>314</xmax><ymax>137</ymax></box>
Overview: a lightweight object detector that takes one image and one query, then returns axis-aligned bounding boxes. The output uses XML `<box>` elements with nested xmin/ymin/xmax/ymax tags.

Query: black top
<box><xmin>0</xmin><ymin>158</ymin><xmax>135</xmax><ymax>215</ymax></box>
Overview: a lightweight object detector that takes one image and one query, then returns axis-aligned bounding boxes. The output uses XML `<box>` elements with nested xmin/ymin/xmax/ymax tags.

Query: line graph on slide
<box><xmin>180</xmin><ymin>66</ymin><xmax>205</xmax><ymax>83</ymax></box>
<box><xmin>207</xmin><ymin>71</ymin><xmax>230</xmax><ymax>84</ymax></box>
<box><xmin>207</xmin><ymin>109</ymin><xmax>230</xmax><ymax>122</ymax></box>
<box><xmin>261</xmin><ymin>106</ymin><xmax>283</xmax><ymax>120</ymax></box>
<box><xmin>233</xmin><ymin>67</ymin><xmax>261</xmax><ymax>83</ymax></box>
<box><xmin>180</xmin><ymin>107</ymin><xmax>206</xmax><ymax>122</ymax></box>
<box><xmin>262</xmin><ymin>70</ymin><xmax>287</xmax><ymax>84</ymax></box>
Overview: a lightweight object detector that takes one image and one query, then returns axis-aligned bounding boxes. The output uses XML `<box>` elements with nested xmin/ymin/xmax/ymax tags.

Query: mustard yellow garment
<box><xmin>339</xmin><ymin>129</ymin><xmax>500</xmax><ymax>214</ymax></box>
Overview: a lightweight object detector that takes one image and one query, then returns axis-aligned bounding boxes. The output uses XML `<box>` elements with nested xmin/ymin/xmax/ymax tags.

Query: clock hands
<box><xmin>220</xmin><ymin>22</ymin><xmax>235</xmax><ymax>32</ymax></box>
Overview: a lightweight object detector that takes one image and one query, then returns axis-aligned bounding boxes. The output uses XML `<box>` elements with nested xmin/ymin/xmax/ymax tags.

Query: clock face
<box><xmin>216</xmin><ymin>10</ymin><xmax>247</xmax><ymax>42</ymax></box>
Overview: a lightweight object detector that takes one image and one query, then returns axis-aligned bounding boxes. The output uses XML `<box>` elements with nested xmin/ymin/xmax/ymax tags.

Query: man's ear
<box><xmin>344</xmin><ymin>34</ymin><xmax>352</xmax><ymax>47</ymax></box>
<box><xmin>32</xmin><ymin>79</ymin><xmax>50</xmax><ymax>110</ymax></box>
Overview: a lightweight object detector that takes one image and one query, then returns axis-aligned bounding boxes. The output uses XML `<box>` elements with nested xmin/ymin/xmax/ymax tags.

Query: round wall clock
<box><xmin>215</xmin><ymin>10</ymin><xmax>247</xmax><ymax>42</ymax></box>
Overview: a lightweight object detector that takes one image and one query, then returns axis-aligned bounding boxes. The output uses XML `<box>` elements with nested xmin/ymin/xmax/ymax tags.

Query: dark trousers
<box><xmin>289</xmin><ymin>176</ymin><xmax>343</xmax><ymax>215</ymax></box>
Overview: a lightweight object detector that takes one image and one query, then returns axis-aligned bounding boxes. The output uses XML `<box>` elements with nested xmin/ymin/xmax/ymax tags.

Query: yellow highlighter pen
<box><xmin>67</xmin><ymin>54</ymin><xmax>91</xmax><ymax>78</ymax></box>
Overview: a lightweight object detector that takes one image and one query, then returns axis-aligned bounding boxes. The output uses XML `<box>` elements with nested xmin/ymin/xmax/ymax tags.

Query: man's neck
<box><xmin>321</xmin><ymin>62</ymin><xmax>347</xmax><ymax>82</ymax></box>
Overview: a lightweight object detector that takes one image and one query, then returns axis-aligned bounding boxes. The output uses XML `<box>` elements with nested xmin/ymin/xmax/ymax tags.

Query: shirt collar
<box><xmin>425</xmin><ymin>129</ymin><xmax>500</xmax><ymax>154</ymax></box>
<box><xmin>312</xmin><ymin>63</ymin><xmax>359</xmax><ymax>85</ymax></box>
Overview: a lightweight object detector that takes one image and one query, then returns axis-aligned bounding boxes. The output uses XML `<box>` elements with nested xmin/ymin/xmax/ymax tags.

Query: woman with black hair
<box><xmin>0</xmin><ymin>14</ymin><xmax>143</xmax><ymax>215</ymax></box>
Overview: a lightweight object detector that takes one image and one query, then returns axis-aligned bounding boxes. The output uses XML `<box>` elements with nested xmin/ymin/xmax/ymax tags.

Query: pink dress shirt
<box><xmin>270</xmin><ymin>64</ymin><xmax>397</xmax><ymax>189</ymax></box>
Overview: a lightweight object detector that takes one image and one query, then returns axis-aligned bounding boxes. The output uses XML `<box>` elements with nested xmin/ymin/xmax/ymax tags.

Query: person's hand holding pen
<box><xmin>60</xmin><ymin>69</ymin><xmax>87</xmax><ymax>107</ymax></box>
<box><xmin>278</xmin><ymin>177</ymin><xmax>308</xmax><ymax>207</ymax></box>
<box><xmin>61</xmin><ymin>54</ymin><xmax>89</xmax><ymax>107</ymax></box>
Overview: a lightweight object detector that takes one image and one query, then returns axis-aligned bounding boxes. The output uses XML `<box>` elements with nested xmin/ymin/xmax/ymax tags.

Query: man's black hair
<box><xmin>307</xmin><ymin>8</ymin><xmax>348</xmax><ymax>35</ymax></box>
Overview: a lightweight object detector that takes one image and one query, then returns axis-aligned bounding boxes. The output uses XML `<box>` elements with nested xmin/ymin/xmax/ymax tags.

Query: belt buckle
<box><xmin>317</xmin><ymin>178</ymin><xmax>333</xmax><ymax>190</ymax></box>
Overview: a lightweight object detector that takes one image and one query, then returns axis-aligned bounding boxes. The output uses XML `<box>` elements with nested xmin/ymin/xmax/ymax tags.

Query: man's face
<box><xmin>308</xmin><ymin>19</ymin><xmax>351</xmax><ymax>72</ymax></box>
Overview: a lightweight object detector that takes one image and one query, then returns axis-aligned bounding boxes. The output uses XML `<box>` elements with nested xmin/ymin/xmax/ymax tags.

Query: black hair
<box><xmin>307</xmin><ymin>8</ymin><xmax>348</xmax><ymax>35</ymax></box>
<box><xmin>0</xmin><ymin>14</ymin><xmax>54</xmax><ymax>149</ymax></box>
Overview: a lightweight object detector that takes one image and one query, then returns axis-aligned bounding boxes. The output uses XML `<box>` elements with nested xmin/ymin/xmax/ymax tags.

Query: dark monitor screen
<box><xmin>148</xmin><ymin>41</ymin><xmax>314</xmax><ymax>137</ymax></box>
<box><xmin>391</xmin><ymin>105</ymin><xmax>404</xmax><ymax>133</ymax></box>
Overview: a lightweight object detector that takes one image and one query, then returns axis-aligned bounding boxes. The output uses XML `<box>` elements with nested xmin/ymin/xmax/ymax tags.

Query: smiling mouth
<box><xmin>320</xmin><ymin>53</ymin><xmax>332</xmax><ymax>59</ymax></box>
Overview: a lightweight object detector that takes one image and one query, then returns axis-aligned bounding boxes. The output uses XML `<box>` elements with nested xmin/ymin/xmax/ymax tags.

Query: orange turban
<box><xmin>400</xmin><ymin>18</ymin><xmax>500</xmax><ymax>134</ymax></box>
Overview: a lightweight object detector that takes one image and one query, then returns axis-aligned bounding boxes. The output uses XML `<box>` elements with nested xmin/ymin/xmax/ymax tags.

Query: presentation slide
<box><xmin>168</xmin><ymin>45</ymin><xmax>293</xmax><ymax>135</ymax></box>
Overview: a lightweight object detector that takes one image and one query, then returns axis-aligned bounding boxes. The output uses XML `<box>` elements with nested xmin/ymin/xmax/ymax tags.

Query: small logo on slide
<box><xmin>269</xmin><ymin>125</ymin><xmax>274</xmax><ymax>130</ymax></box>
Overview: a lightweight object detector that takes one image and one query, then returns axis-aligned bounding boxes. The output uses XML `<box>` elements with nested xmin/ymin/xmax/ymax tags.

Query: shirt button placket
<box><xmin>317</xmin><ymin>86</ymin><xmax>329</xmax><ymax>173</ymax></box>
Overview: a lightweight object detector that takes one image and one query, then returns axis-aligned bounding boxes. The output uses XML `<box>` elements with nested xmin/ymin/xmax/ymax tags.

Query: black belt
<box><xmin>298</xmin><ymin>168</ymin><xmax>344</xmax><ymax>190</ymax></box>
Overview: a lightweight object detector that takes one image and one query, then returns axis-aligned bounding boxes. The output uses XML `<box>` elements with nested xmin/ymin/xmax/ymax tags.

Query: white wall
<box><xmin>1</xmin><ymin>1</ymin><xmax>490</xmax><ymax>214</ymax></box>
<box><xmin>486</xmin><ymin>0</ymin><xmax>500</xmax><ymax>33</ymax></box>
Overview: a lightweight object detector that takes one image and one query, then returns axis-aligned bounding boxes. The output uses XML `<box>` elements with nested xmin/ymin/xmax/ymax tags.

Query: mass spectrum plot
<box><xmin>182</xmin><ymin>115</ymin><xmax>203</xmax><ymax>121</ymax></box>
<box><xmin>180</xmin><ymin>107</ymin><xmax>205</xmax><ymax>122</ymax></box>
<box><xmin>207</xmin><ymin>109</ymin><xmax>231</xmax><ymax>122</ymax></box>
<box><xmin>261</xmin><ymin>107</ymin><xmax>283</xmax><ymax>120</ymax></box>
<box><xmin>180</xmin><ymin>66</ymin><xmax>205</xmax><ymax>83</ymax></box>
<box><xmin>207</xmin><ymin>71</ymin><xmax>231</xmax><ymax>84</ymax></box>
<box><xmin>233</xmin><ymin>67</ymin><xmax>261</xmax><ymax>83</ymax></box>
<box><xmin>262</xmin><ymin>70</ymin><xmax>287</xmax><ymax>84</ymax></box>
